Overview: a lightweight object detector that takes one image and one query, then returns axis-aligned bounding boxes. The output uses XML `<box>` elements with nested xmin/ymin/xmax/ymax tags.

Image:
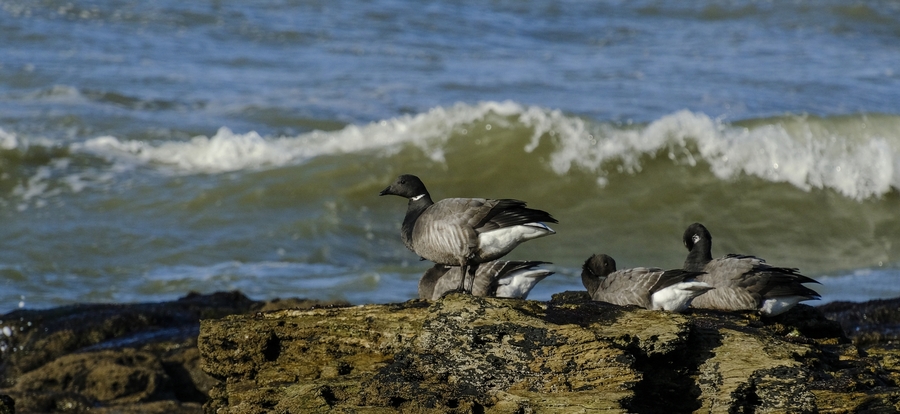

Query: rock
<box><xmin>2</xmin><ymin>289</ymin><xmax>899</xmax><ymax>413</ymax></box>
<box><xmin>0</xmin><ymin>291</ymin><xmax>257</xmax><ymax>386</ymax></box>
<box><xmin>15</xmin><ymin>349</ymin><xmax>165</xmax><ymax>403</ymax></box>
<box><xmin>0</xmin><ymin>291</ymin><xmax>348</xmax><ymax>413</ymax></box>
<box><xmin>0</xmin><ymin>395</ymin><xmax>13</xmax><ymax>414</ymax></box>
<box><xmin>818</xmin><ymin>297</ymin><xmax>900</xmax><ymax>348</ymax></box>
<box><xmin>199</xmin><ymin>293</ymin><xmax>900</xmax><ymax>413</ymax></box>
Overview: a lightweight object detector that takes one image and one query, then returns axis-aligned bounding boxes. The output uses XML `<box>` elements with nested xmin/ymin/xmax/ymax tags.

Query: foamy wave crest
<box><xmin>73</xmin><ymin>101</ymin><xmax>527</xmax><ymax>173</ymax></box>
<box><xmin>0</xmin><ymin>128</ymin><xmax>19</xmax><ymax>150</ymax></box>
<box><xmin>527</xmin><ymin>110</ymin><xmax>900</xmax><ymax>200</ymax></box>
<box><xmin>71</xmin><ymin>102</ymin><xmax>899</xmax><ymax>199</ymax></box>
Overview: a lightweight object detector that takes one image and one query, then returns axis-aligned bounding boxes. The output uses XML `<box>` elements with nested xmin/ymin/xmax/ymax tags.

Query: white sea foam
<box><xmin>522</xmin><ymin>109</ymin><xmax>899</xmax><ymax>200</ymax></box>
<box><xmin>69</xmin><ymin>102</ymin><xmax>900</xmax><ymax>200</ymax></box>
<box><xmin>73</xmin><ymin>101</ymin><xmax>525</xmax><ymax>174</ymax></box>
<box><xmin>0</xmin><ymin>128</ymin><xmax>18</xmax><ymax>150</ymax></box>
<box><xmin>8</xmin><ymin>155</ymin><xmax>106</xmax><ymax>210</ymax></box>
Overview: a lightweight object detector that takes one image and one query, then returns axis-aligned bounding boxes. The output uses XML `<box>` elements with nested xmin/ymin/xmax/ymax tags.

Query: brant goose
<box><xmin>682</xmin><ymin>222</ymin><xmax>821</xmax><ymax>316</ymax></box>
<box><xmin>380</xmin><ymin>174</ymin><xmax>557</xmax><ymax>293</ymax></box>
<box><xmin>582</xmin><ymin>253</ymin><xmax>712</xmax><ymax>312</ymax></box>
<box><xmin>418</xmin><ymin>260</ymin><xmax>554</xmax><ymax>300</ymax></box>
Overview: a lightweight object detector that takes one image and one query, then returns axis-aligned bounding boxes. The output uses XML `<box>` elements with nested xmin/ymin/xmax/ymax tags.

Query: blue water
<box><xmin>1</xmin><ymin>0</ymin><xmax>899</xmax><ymax>313</ymax></box>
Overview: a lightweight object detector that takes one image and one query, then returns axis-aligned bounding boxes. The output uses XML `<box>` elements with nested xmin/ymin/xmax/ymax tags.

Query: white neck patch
<box><xmin>411</xmin><ymin>194</ymin><xmax>425</xmax><ymax>201</ymax></box>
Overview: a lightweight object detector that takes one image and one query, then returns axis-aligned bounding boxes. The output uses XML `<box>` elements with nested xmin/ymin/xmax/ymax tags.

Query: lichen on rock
<box><xmin>1</xmin><ymin>291</ymin><xmax>898</xmax><ymax>413</ymax></box>
<box><xmin>199</xmin><ymin>292</ymin><xmax>899</xmax><ymax>413</ymax></box>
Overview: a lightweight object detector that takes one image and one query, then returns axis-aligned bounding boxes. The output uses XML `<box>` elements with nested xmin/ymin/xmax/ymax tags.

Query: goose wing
<box><xmin>646</xmin><ymin>269</ymin><xmax>705</xmax><ymax>295</ymax></box>
<box><xmin>693</xmin><ymin>255</ymin><xmax>819</xmax><ymax>310</ymax></box>
<box><xmin>689</xmin><ymin>286</ymin><xmax>761</xmax><ymax>311</ymax></box>
<box><xmin>469</xmin><ymin>260</ymin><xmax>549</xmax><ymax>296</ymax></box>
<box><xmin>698</xmin><ymin>256</ymin><xmax>758</xmax><ymax>285</ymax></box>
<box><xmin>410</xmin><ymin>199</ymin><xmax>484</xmax><ymax>263</ymax></box>
<box><xmin>471</xmin><ymin>199</ymin><xmax>557</xmax><ymax>233</ymax></box>
<box><xmin>592</xmin><ymin>267</ymin><xmax>664</xmax><ymax>309</ymax></box>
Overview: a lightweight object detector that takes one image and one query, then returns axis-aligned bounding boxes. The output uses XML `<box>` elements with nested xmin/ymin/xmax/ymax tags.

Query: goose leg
<box><xmin>457</xmin><ymin>262</ymin><xmax>469</xmax><ymax>292</ymax></box>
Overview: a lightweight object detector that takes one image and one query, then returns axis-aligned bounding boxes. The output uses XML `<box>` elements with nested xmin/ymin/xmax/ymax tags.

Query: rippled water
<box><xmin>1</xmin><ymin>0</ymin><xmax>899</xmax><ymax>312</ymax></box>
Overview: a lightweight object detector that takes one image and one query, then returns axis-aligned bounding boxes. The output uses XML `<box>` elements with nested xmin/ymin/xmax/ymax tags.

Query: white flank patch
<box><xmin>477</xmin><ymin>223</ymin><xmax>555</xmax><ymax>260</ymax></box>
<box><xmin>759</xmin><ymin>296</ymin><xmax>806</xmax><ymax>316</ymax></box>
<box><xmin>495</xmin><ymin>269</ymin><xmax>553</xmax><ymax>299</ymax></box>
<box><xmin>651</xmin><ymin>281</ymin><xmax>712</xmax><ymax>312</ymax></box>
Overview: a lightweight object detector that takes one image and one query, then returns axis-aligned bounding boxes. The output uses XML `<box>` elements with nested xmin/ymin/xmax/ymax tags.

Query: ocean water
<box><xmin>1</xmin><ymin>0</ymin><xmax>900</xmax><ymax>313</ymax></box>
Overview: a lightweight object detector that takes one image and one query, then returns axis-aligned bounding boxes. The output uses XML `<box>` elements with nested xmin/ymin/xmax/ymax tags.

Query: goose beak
<box><xmin>379</xmin><ymin>185</ymin><xmax>392</xmax><ymax>196</ymax></box>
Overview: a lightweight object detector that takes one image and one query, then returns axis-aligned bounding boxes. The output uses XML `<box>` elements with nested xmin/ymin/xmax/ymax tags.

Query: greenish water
<box><xmin>1</xmin><ymin>1</ymin><xmax>900</xmax><ymax>311</ymax></box>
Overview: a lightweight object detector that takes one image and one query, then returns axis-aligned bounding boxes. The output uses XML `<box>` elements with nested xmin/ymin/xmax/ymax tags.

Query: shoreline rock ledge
<box><xmin>200</xmin><ymin>293</ymin><xmax>900</xmax><ymax>413</ymax></box>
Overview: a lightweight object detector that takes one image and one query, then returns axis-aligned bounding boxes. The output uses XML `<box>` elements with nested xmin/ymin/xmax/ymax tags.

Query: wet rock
<box><xmin>200</xmin><ymin>293</ymin><xmax>900</xmax><ymax>413</ymax></box>
<box><xmin>0</xmin><ymin>291</ymin><xmax>257</xmax><ymax>386</ymax></box>
<box><xmin>818</xmin><ymin>297</ymin><xmax>900</xmax><ymax>348</ymax></box>
<box><xmin>0</xmin><ymin>395</ymin><xmax>13</xmax><ymax>414</ymax></box>
<box><xmin>0</xmin><ymin>291</ymin><xmax>348</xmax><ymax>413</ymax></box>
<box><xmin>200</xmin><ymin>294</ymin><xmax>642</xmax><ymax>412</ymax></box>
<box><xmin>15</xmin><ymin>349</ymin><xmax>165</xmax><ymax>403</ymax></box>
<box><xmin>2</xmin><ymin>289</ymin><xmax>900</xmax><ymax>413</ymax></box>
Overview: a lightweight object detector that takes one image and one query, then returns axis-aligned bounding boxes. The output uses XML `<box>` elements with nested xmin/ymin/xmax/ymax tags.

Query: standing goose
<box><xmin>418</xmin><ymin>260</ymin><xmax>554</xmax><ymax>300</ymax></box>
<box><xmin>582</xmin><ymin>254</ymin><xmax>712</xmax><ymax>312</ymax></box>
<box><xmin>682</xmin><ymin>222</ymin><xmax>821</xmax><ymax>316</ymax></box>
<box><xmin>380</xmin><ymin>174</ymin><xmax>557</xmax><ymax>293</ymax></box>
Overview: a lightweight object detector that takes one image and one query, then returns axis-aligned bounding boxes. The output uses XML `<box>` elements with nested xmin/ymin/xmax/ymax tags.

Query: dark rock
<box><xmin>0</xmin><ymin>395</ymin><xmax>13</xmax><ymax>414</ymax></box>
<box><xmin>0</xmin><ymin>291</ymin><xmax>258</xmax><ymax>387</ymax></box>
<box><xmin>0</xmin><ymin>292</ymin><xmax>347</xmax><ymax>413</ymax></box>
<box><xmin>818</xmin><ymin>297</ymin><xmax>900</xmax><ymax>348</ymax></box>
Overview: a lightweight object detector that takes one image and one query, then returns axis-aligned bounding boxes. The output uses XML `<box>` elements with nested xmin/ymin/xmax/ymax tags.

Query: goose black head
<box><xmin>582</xmin><ymin>253</ymin><xmax>616</xmax><ymax>296</ymax></box>
<box><xmin>379</xmin><ymin>174</ymin><xmax>429</xmax><ymax>200</ymax></box>
<box><xmin>583</xmin><ymin>253</ymin><xmax>616</xmax><ymax>278</ymax></box>
<box><xmin>683</xmin><ymin>222</ymin><xmax>711</xmax><ymax>252</ymax></box>
<box><xmin>683</xmin><ymin>222</ymin><xmax>714</xmax><ymax>271</ymax></box>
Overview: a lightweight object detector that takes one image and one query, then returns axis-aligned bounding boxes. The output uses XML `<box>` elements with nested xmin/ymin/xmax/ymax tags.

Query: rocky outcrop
<box><xmin>1</xmin><ymin>291</ymin><xmax>899</xmax><ymax>413</ymax></box>
<box><xmin>0</xmin><ymin>292</ymin><xmax>347</xmax><ymax>413</ymax></box>
<box><xmin>818</xmin><ymin>297</ymin><xmax>900</xmax><ymax>348</ymax></box>
<box><xmin>0</xmin><ymin>395</ymin><xmax>13</xmax><ymax>414</ymax></box>
<box><xmin>200</xmin><ymin>292</ymin><xmax>900</xmax><ymax>413</ymax></box>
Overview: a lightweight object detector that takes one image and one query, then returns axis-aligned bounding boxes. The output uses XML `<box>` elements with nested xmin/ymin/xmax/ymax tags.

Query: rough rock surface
<box><xmin>819</xmin><ymin>297</ymin><xmax>900</xmax><ymax>348</ymax></box>
<box><xmin>0</xmin><ymin>292</ymin><xmax>347</xmax><ymax>413</ymax></box>
<box><xmin>200</xmin><ymin>292</ymin><xmax>900</xmax><ymax>413</ymax></box>
<box><xmin>1</xmin><ymin>291</ymin><xmax>899</xmax><ymax>413</ymax></box>
<box><xmin>0</xmin><ymin>395</ymin><xmax>12</xmax><ymax>414</ymax></box>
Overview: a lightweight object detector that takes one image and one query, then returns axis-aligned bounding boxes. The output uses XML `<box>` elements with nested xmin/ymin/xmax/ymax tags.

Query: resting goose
<box><xmin>418</xmin><ymin>260</ymin><xmax>554</xmax><ymax>300</ymax></box>
<box><xmin>582</xmin><ymin>254</ymin><xmax>712</xmax><ymax>312</ymax></box>
<box><xmin>682</xmin><ymin>222</ymin><xmax>821</xmax><ymax>316</ymax></box>
<box><xmin>380</xmin><ymin>174</ymin><xmax>557</xmax><ymax>293</ymax></box>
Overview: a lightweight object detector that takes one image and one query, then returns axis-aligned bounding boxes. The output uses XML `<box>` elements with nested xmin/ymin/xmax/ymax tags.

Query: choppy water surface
<box><xmin>1</xmin><ymin>0</ymin><xmax>900</xmax><ymax>312</ymax></box>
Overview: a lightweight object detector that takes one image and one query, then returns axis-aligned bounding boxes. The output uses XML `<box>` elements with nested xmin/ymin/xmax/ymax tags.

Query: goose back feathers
<box><xmin>682</xmin><ymin>222</ymin><xmax>821</xmax><ymax>316</ymax></box>
<box><xmin>582</xmin><ymin>254</ymin><xmax>712</xmax><ymax>312</ymax></box>
<box><xmin>404</xmin><ymin>197</ymin><xmax>555</xmax><ymax>265</ymax></box>
<box><xmin>381</xmin><ymin>174</ymin><xmax>557</xmax><ymax>292</ymax></box>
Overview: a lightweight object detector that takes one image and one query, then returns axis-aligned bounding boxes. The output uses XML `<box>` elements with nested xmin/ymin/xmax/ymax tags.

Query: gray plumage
<box><xmin>381</xmin><ymin>174</ymin><xmax>557</xmax><ymax>293</ymax></box>
<box><xmin>682</xmin><ymin>222</ymin><xmax>821</xmax><ymax>316</ymax></box>
<box><xmin>418</xmin><ymin>260</ymin><xmax>554</xmax><ymax>300</ymax></box>
<box><xmin>582</xmin><ymin>254</ymin><xmax>712</xmax><ymax>312</ymax></box>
